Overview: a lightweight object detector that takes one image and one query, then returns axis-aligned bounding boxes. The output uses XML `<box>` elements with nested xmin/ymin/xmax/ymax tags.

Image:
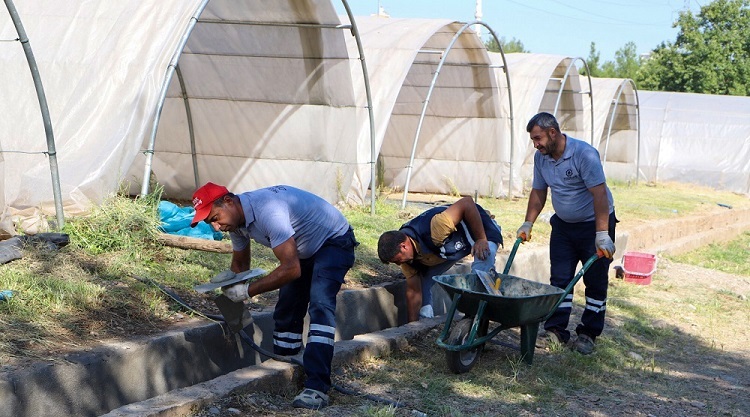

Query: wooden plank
<box><xmin>156</xmin><ymin>233</ymin><xmax>232</xmax><ymax>253</ymax></box>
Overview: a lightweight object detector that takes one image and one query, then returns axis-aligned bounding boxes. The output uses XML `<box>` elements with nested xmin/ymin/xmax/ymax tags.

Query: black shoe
<box><xmin>536</xmin><ymin>330</ymin><xmax>566</xmax><ymax>349</ymax></box>
<box><xmin>573</xmin><ymin>334</ymin><xmax>595</xmax><ymax>355</ymax></box>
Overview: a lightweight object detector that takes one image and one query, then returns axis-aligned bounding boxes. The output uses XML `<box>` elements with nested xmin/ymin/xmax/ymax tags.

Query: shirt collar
<box><xmin>408</xmin><ymin>236</ymin><xmax>422</xmax><ymax>259</ymax></box>
<box><xmin>238</xmin><ymin>193</ymin><xmax>255</xmax><ymax>228</ymax></box>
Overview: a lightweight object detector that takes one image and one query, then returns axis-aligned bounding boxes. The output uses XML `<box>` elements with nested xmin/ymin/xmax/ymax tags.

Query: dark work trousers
<box><xmin>544</xmin><ymin>212</ymin><xmax>616</xmax><ymax>342</ymax></box>
<box><xmin>272</xmin><ymin>228</ymin><xmax>357</xmax><ymax>393</ymax></box>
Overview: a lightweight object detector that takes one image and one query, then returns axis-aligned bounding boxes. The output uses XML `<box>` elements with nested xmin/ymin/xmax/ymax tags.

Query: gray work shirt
<box><xmin>230</xmin><ymin>185</ymin><xmax>350</xmax><ymax>259</ymax></box>
<box><xmin>532</xmin><ymin>136</ymin><xmax>614</xmax><ymax>223</ymax></box>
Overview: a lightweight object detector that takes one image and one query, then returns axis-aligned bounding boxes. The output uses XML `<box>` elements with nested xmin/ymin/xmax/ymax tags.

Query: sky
<box><xmin>335</xmin><ymin>0</ymin><xmax>701</xmax><ymax>62</ymax></box>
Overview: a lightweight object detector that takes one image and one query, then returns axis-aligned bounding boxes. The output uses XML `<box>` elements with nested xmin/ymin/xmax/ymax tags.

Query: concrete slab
<box><xmin>101</xmin><ymin>319</ymin><xmax>444</xmax><ymax>417</ymax></box>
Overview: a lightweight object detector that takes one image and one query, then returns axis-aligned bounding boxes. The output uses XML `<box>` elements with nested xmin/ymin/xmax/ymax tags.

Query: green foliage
<box><xmin>670</xmin><ymin>231</ymin><xmax>750</xmax><ymax>276</ymax></box>
<box><xmin>485</xmin><ymin>37</ymin><xmax>527</xmax><ymax>53</ymax></box>
<box><xmin>610</xmin><ymin>42</ymin><xmax>641</xmax><ymax>79</ymax></box>
<box><xmin>63</xmin><ymin>190</ymin><xmax>162</xmax><ymax>256</ymax></box>
<box><xmin>637</xmin><ymin>0</ymin><xmax>750</xmax><ymax>95</ymax></box>
<box><xmin>583</xmin><ymin>42</ymin><xmax>641</xmax><ymax>80</ymax></box>
<box><xmin>582</xmin><ymin>42</ymin><xmax>602</xmax><ymax>77</ymax></box>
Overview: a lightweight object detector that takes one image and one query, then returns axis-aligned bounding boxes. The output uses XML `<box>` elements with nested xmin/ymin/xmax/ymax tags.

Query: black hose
<box><xmin>133</xmin><ymin>274</ymin><xmax>426</xmax><ymax>414</ymax></box>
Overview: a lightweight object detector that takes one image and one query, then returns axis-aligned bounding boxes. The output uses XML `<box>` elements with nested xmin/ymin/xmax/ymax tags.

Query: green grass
<box><xmin>669</xmin><ymin>231</ymin><xmax>750</xmax><ymax>276</ymax></box>
<box><xmin>0</xmin><ymin>180</ymin><xmax>748</xmax><ymax>367</ymax></box>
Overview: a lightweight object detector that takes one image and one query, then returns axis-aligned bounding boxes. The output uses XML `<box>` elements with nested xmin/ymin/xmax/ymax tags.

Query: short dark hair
<box><xmin>212</xmin><ymin>192</ymin><xmax>237</xmax><ymax>208</ymax></box>
<box><xmin>377</xmin><ymin>230</ymin><xmax>407</xmax><ymax>263</ymax></box>
<box><xmin>526</xmin><ymin>112</ymin><xmax>560</xmax><ymax>133</ymax></box>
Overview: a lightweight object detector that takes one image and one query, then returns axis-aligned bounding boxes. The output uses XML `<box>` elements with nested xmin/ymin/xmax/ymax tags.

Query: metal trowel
<box><xmin>214</xmin><ymin>294</ymin><xmax>255</xmax><ymax>358</ymax></box>
<box><xmin>213</xmin><ymin>294</ymin><xmax>254</xmax><ymax>333</ymax></box>
<box><xmin>476</xmin><ymin>270</ymin><xmax>503</xmax><ymax>296</ymax></box>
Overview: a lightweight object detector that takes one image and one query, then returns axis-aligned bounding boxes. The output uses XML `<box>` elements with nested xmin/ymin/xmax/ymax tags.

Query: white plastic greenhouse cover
<box><xmin>496</xmin><ymin>53</ymin><xmax>588</xmax><ymax>192</ymax></box>
<box><xmin>639</xmin><ymin>90</ymin><xmax>750</xmax><ymax>194</ymax></box>
<box><xmin>344</xmin><ymin>17</ymin><xmax>510</xmax><ymax>198</ymax></box>
<box><xmin>0</xmin><ymin>1</ymin><xmax>198</xmax><ymax>233</ymax></box>
<box><xmin>0</xmin><ymin>0</ymin><xmax>366</xmax><ymax>234</ymax></box>
<box><xmin>584</xmin><ymin>77</ymin><xmax>639</xmax><ymax>182</ymax></box>
<box><xmin>129</xmin><ymin>0</ymin><xmax>364</xmax><ymax>204</ymax></box>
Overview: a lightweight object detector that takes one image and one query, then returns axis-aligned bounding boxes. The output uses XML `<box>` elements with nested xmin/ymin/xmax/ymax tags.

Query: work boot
<box><xmin>292</xmin><ymin>388</ymin><xmax>329</xmax><ymax>409</ymax></box>
<box><xmin>573</xmin><ymin>333</ymin><xmax>596</xmax><ymax>355</ymax></box>
<box><xmin>536</xmin><ymin>329</ymin><xmax>567</xmax><ymax>349</ymax></box>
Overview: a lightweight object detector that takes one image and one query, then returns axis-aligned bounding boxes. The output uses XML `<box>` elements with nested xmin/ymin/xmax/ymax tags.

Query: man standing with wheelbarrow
<box><xmin>378</xmin><ymin>196</ymin><xmax>503</xmax><ymax>322</ymax></box>
<box><xmin>517</xmin><ymin>112</ymin><xmax>617</xmax><ymax>355</ymax></box>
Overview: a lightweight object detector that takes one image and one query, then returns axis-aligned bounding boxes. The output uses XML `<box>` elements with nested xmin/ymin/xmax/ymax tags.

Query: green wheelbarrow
<box><xmin>434</xmin><ymin>238</ymin><xmax>601</xmax><ymax>374</ymax></box>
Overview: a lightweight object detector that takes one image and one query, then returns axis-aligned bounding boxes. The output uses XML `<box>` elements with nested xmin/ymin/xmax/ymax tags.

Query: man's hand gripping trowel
<box><xmin>194</xmin><ymin>269</ymin><xmax>266</xmax><ymax>355</ymax></box>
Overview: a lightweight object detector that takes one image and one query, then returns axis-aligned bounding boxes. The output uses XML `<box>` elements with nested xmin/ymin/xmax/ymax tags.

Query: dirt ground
<box><xmin>189</xmin><ymin>259</ymin><xmax>750</xmax><ymax>417</ymax></box>
<box><xmin>3</xmin><ymin>204</ymin><xmax>749</xmax><ymax>416</ymax></box>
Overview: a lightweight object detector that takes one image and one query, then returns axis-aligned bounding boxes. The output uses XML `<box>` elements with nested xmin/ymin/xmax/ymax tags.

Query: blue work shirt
<box><xmin>532</xmin><ymin>136</ymin><xmax>614</xmax><ymax>223</ymax></box>
<box><xmin>230</xmin><ymin>185</ymin><xmax>350</xmax><ymax>259</ymax></box>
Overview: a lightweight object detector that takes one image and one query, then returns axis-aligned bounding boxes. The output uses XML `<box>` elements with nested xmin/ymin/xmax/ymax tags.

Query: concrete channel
<box><xmin>1</xmin><ymin>207</ymin><xmax>748</xmax><ymax>417</ymax></box>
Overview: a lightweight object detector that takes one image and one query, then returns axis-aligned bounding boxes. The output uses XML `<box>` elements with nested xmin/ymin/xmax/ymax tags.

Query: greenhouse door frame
<box><xmin>600</xmin><ymin>78</ymin><xmax>641</xmax><ymax>183</ymax></box>
<box><xmin>141</xmin><ymin>0</ymin><xmax>378</xmax><ymax>213</ymax></box>
<box><xmin>401</xmin><ymin>20</ymin><xmax>515</xmax><ymax>208</ymax></box>
<box><xmin>552</xmin><ymin>57</ymin><xmax>595</xmax><ymax>146</ymax></box>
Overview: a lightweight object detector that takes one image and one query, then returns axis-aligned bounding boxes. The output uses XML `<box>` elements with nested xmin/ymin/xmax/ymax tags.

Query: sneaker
<box><xmin>574</xmin><ymin>334</ymin><xmax>596</xmax><ymax>355</ymax></box>
<box><xmin>419</xmin><ymin>305</ymin><xmax>434</xmax><ymax>319</ymax></box>
<box><xmin>292</xmin><ymin>388</ymin><xmax>329</xmax><ymax>409</ymax></box>
<box><xmin>536</xmin><ymin>330</ymin><xmax>566</xmax><ymax>349</ymax></box>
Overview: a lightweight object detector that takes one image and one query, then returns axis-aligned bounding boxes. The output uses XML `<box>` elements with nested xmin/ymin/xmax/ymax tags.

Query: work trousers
<box><xmin>272</xmin><ymin>228</ymin><xmax>357</xmax><ymax>393</ymax></box>
<box><xmin>545</xmin><ymin>212</ymin><xmax>616</xmax><ymax>342</ymax></box>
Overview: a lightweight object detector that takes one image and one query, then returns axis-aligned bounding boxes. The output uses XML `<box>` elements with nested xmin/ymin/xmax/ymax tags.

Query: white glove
<box><xmin>222</xmin><ymin>281</ymin><xmax>250</xmax><ymax>303</ymax></box>
<box><xmin>516</xmin><ymin>221</ymin><xmax>533</xmax><ymax>242</ymax></box>
<box><xmin>595</xmin><ymin>231</ymin><xmax>616</xmax><ymax>259</ymax></box>
<box><xmin>419</xmin><ymin>305</ymin><xmax>434</xmax><ymax>319</ymax></box>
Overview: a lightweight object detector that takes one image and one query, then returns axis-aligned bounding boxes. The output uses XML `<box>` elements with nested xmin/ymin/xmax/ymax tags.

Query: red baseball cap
<box><xmin>190</xmin><ymin>182</ymin><xmax>229</xmax><ymax>227</ymax></box>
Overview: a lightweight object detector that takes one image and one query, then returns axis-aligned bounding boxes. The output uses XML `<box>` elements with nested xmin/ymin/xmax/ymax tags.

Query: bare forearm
<box><xmin>405</xmin><ymin>276</ymin><xmax>422</xmax><ymax>322</ymax></box>
<box><xmin>524</xmin><ymin>189</ymin><xmax>546</xmax><ymax>223</ymax></box>
<box><xmin>230</xmin><ymin>247</ymin><xmax>251</xmax><ymax>272</ymax></box>
<box><xmin>590</xmin><ymin>185</ymin><xmax>610</xmax><ymax>231</ymax></box>
<box><xmin>247</xmin><ymin>263</ymin><xmax>299</xmax><ymax>297</ymax></box>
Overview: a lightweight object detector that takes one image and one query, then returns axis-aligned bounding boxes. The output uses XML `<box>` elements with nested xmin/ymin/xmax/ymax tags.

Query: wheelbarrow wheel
<box><xmin>445</xmin><ymin>317</ymin><xmax>487</xmax><ymax>374</ymax></box>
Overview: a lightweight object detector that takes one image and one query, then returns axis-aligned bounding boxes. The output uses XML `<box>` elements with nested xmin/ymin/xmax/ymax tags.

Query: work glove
<box><xmin>222</xmin><ymin>281</ymin><xmax>250</xmax><ymax>303</ymax></box>
<box><xmin>595</xmin><ymin>231</ymin><xmax>616</xmax><ymax>259</ymax></box>
<box><xmin>516</xmin><ymin>221</ymin><xmax>533</xmax><ymax>242</ymax></box>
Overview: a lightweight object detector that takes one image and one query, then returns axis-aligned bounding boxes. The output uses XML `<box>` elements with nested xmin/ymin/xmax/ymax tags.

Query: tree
<box><xmin>582</xmin><ymin>42</ymin><xmax>603</xmax><ymax>77</ymax></box>
<box><xmin>610</xmin><ymin>42</ymin><xmax>641</xmax><ymax>79</ymax></box>
<box><xmin>582</xmin><ymin>42</ymin><xmax>640</xmax><ymax>80</ymax></box>
<box><xmin>484</xmin><ymin>37</ymin><xmax>527</xmax><ymax>53</ymax></box>
<box><xmin>637</xmin><ymin>0</ymin><xmax>750</xmax><ymax>95</ymax></box>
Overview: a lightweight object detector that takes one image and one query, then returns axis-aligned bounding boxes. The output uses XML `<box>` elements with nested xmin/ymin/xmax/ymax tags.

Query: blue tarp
<box><xmin>158</xmin><ymin>201</ymin><xmax>223</xmax><ymax>241</ymax></box>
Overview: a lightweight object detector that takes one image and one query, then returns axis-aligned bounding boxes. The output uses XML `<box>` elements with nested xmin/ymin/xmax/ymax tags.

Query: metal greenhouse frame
<box><xmin>552</xmin><ymin>56</ymin><xmax>594</xmax><ymax>145</ymax></box>
<box><xmin>140</xmin><ymin>0</ymin><xmax>378</xmax><ymax>213</ymax></box>
<box><xmin>2</xmin><ymin>0</ymin><xmax>64</xmax><ymax>228</ymax></box>
<box><xmin>401</xmin><ymin>20</ymin><xmax>515</xmax><ymax>208</ymax></box>
<box><xmin>600</xmin><ymin>78</ymin><xmax>641</xmax><ymax>183</ymax></box>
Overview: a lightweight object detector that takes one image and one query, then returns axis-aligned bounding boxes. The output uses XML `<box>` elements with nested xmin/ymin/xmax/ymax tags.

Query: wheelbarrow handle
<box><xmin>502</xmin><ymin>237</ymin><xmax>523</xmax><ymax>275</ymax></box>
<box><xmin>542</xmin><ymin>253</ymin><xmax>603</xmax><ymax>322</ymax></box>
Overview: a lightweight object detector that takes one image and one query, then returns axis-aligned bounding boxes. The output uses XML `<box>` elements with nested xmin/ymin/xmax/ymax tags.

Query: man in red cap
<box><xmin>191</xmin><ymin>183</ymin><xmax>357</xmax><ymax>410</ymax></box>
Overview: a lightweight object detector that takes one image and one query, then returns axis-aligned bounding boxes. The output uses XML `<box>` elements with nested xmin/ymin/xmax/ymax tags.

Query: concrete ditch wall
<box><xmin>2</xmin><ymin>207</ymin><xmax>749</xmax><ymax>417</ymax></box>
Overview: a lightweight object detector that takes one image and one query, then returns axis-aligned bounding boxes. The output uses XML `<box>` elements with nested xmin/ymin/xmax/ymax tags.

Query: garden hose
<box><xmin>132</xmin><ymin>274</ymin><xmax>427</xmax><ymax>415</ymax></box>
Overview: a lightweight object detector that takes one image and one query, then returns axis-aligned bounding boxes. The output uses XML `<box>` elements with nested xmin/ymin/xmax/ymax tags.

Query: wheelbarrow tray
<box><xmin>433</xmin><ymin>273</ymin><xmax>565</xmax><ymax>328</ymax></box>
